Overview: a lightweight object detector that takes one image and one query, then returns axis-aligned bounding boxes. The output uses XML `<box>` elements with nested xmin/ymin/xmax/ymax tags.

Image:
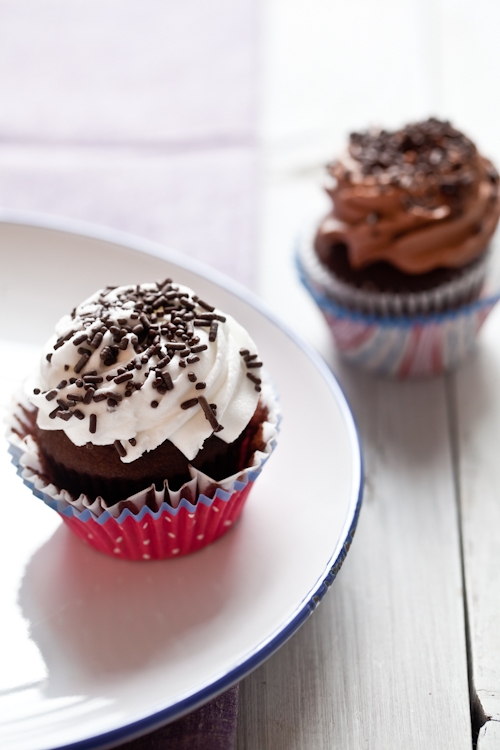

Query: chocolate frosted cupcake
<box><xmin>298</xmin><ymin>118</ymin><xmax>500</xmax><ymax>376</ymax></box>
<box><xmin>8</xmin><ymin>280</ymin><xmax>279</xmax><ymax>559</ymax></box>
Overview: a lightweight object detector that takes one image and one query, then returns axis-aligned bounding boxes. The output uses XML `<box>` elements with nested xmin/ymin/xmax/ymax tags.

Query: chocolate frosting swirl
<box><xmin>315</xmin><ymin>118</ymin><xmax>500</xmax><ymax>274</ymax></box>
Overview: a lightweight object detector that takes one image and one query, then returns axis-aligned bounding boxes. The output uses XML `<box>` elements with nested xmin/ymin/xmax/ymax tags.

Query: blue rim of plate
<box><xmin>0</xmin><ymin>208</ymin><xmax>364</xmax><ymax>750</ymax></box>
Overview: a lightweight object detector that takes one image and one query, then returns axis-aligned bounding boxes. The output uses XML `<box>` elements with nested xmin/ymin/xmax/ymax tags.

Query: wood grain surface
<box><xmin>236</xmin><ymin>1</ymin><xmax>500</xmax><ymax>745</ymax></box>
<box><xmin>452</xmin><ymin>310</ymin><xmax>500</xmax><ymax>726</ymax></box>
<box><xmin>237</xmin><ymin>173</ymin><xmax>472</xmax><ymax>750</ymax></box>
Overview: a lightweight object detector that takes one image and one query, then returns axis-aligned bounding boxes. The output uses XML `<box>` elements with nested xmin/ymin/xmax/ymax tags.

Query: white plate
<box><xmin>0</xmin><ymin>212</ymin><xmax>363</xmax><ymax>750</ymax></box>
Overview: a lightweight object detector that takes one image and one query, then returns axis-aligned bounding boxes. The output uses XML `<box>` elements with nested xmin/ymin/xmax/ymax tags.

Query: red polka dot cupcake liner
<box><xmin>7</xmin><ymin>386</ymin><xmax>279</xmax><ymax>561</ymax></box>
<box><xmin>56</xmin><ymin>479</ymin><xmax>254</xmax><ymax>560</ymax></box>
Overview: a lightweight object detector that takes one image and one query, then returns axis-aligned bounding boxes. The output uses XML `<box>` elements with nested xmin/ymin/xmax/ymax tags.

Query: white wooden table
<box><xmin>1</xmin><ymin>1</ymin><xmax>500</xmax><ymax>748</ymax></box>
<box><xmin>237</xmin><ymin>2</ymin><xmax>500</xmax><ymax>747</ymax></box>
<box><xmin>237</xmin><ymin>170</ymin><xmax>500</xmax><ymax>750</ymax></box>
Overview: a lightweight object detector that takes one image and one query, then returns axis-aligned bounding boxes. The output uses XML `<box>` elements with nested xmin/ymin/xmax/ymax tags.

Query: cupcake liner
<box><xmin>301</xmin><ymin>223</ymin><xmax>489</xmax><ymax>317</ymax></box>
<box><xmin>297</xmin><ymin>229</ymin><xmax>500</xmax><ymax>377</ymax></box>
<box><xmin>7</xmin><ymin>382</ymin><xmax>280</xmax><ymax>560</ymax></box>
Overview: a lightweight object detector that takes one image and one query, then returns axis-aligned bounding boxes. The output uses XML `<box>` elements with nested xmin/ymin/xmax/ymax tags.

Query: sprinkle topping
<box><xmin>198</xmin><ymin>395</ymin><xmax>223</xmax><ymax>432</ymax></box>
<box><xmin>32</xmin><ymin>280</ymin><xmax>264</xmax><ymax>462</ymax></box>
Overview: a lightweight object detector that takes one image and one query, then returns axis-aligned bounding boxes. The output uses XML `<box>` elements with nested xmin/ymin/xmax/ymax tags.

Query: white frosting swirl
<box><xmin>27</xmin><ymin>282</ymin><xmax>262</xmax><ymax>463</ymax></box>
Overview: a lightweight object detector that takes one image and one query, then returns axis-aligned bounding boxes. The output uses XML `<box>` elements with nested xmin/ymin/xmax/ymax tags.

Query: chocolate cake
<box><xmin>314</xmin><ymin>118</ymin><xmax>500</xmax><ymax>309</ymax></box>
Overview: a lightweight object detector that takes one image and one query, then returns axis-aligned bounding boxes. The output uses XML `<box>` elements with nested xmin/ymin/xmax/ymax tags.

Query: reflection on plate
<box><xmin>0</xmin><ymin>212</ymin><xmax>362</xmax><ymax>750</ymax></box>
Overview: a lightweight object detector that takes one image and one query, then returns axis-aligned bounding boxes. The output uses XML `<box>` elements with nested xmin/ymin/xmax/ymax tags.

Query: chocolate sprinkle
<box><xmin>209</xmin><ymin>321</ymin><xmax>218</xmax><ymax>342</ymax></box>
<box><xmin>74</xmin><ymin>353</ymin><xmax>90</xmax><ymax>373</ymax></box>
<box><xmin>83</xmin><ymin>388</ymin><xmax>94</xmax><ymax>405</ymax></box>
<box><xmin>114</xmin><ymin>372</ymin><xmax>134</xmax><ymax>384</ymax></box>
<box><xmin>58</xmin><ymin>411</ymin><xmax>73</xmax><ymax>421</ymax></box>
<box><xmin>181</xmin><ymin>398</ymin><xmax>199</xmax><ymax>410</ymax></box>
<box><xmin>103</xmin><ymin>391</ymin><xmax>123</xmax><ymax>402</ymax></box>
<box><xmin>39</xmin><ymin>281</ymin><xmax>263</xmax><ymax>441</ymax></box>
<box><xmin>198</xmin><ymin>395</ymin><xmax>221</xmax><ymax>431</ymax></box>
<box><xmin>339</xmin><ymin>118</ymin><xmax>484</xmax><ymax>199</ymax></box>
<box><xmin>114</xmin><ymin>439</ymin><xmax>127</xmax><ymax>457</ymax></box>
<box><xmin>197</xmin><ymin>299</ymin><xmax>215</xmax><ymax>312</ymax></box>
<box><xmin>90</xmin><ymin>331</ymin><xmax>104</xmax><ymax>348</ymax></box>
<box><xmin>160</xmin><ymin>371</ymin><xmax>174</xmax><ymax>390</ymax></box>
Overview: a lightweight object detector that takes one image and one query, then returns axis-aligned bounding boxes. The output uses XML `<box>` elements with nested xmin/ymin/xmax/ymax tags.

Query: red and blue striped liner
<box><xmin>7</xmin><ymin>392</ymin><xmax>279</xmax><ymax>561</ymax></box>
<box><xmin>297</xmin><ymin>232</ymin><xmax>500</xmax><ymax>378</ymax></box>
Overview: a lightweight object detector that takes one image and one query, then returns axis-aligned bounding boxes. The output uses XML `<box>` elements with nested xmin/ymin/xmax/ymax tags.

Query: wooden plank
<box><xmin>438</xmin><ymin>1</ymin><xmax>500</xmax><ymax>726</ymax></box>
<box><xmin>452</xmin><ymin>308</ymin><xmax>500</xmax><ymax>723</ymax></box>
<box><xmin>478</xmin><ymin>721</ymin><xmax>500</xmax><ymax>750</ymax></box>
<box><xmin>439</xmin><ymin>0</ymin><xmax>500</xmax><ymax>166</ymax></box>
<box><xmin>236</xmin><ymin>173</ymin><xmax>472</xmax><ymax>749</ymax></box>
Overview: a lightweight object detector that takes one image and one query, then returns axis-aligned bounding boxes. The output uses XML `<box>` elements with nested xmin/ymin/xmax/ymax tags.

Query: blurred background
<box><xmin>2</xmin><ymin>0</ymin><xmax>499</xmax><ymax>301</ymax></box>
<box><xmin>0</xmin><ymin>0</ymin><xmax>258</xmax><ymax>285</ymax></box>
<box><xmin>2</xmin><ymin>2</ymin><xmax>500</xmax><ymax>747</ymax></box>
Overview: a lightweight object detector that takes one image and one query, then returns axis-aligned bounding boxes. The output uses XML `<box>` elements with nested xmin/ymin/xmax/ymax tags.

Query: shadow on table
<box><xmin>446</xmin><ymin>338</ymin><xmax>500</xmax><ymax>437</ymax></box>
<box><xmin>330</xmin><ymin>354</ymin><xmax>455</xmax><ymax>479</ymax></box>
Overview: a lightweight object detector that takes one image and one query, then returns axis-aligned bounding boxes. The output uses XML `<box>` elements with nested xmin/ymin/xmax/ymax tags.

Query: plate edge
<box><xmin>0</xmin><ymin>208</ymin><xmax>364</xmax><ymax>750</ymax></box>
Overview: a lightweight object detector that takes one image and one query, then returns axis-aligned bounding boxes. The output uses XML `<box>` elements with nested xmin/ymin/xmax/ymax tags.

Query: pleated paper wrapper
<box><xmin>7</xmin><ymin>383</ymin><xmax>279</xmax><ymax>561</ymax></box>
<box><xmin>297</xmin><ymin>228</ymin><xmax>500</xmax><ymax>378</ymax></box>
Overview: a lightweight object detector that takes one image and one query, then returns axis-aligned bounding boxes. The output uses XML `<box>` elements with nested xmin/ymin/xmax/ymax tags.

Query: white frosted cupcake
<box><xmin>8</xmin><ymin>280</ymin><xmax>279</xmax><ymax>559</ymax></box>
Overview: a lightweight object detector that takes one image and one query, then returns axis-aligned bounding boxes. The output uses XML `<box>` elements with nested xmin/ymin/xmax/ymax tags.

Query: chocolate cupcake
<box><xmin>298</xmin><ymin>118</ymin><xmax>500</xmax><ymax>376</ymax></box>
<box><xmin>8</xmin><ymin>280</ymin><xmax>279</xmax><ymax>559</ymax></box>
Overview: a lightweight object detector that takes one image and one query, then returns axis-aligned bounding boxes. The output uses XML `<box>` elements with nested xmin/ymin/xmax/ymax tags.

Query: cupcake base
<box><xmin>298</xmin><ymin>230</ymin><xmax>500</xmax><ymax>377</ymax></box>
<box><xmin>7</xmin><ymin>383</ymin><xmax>280</xmax><ymax>560</ymax></box>
<box><xmin>59</xmin><ymin>482</ymin><xmax>253</xmax><ymax>560</ymax></box>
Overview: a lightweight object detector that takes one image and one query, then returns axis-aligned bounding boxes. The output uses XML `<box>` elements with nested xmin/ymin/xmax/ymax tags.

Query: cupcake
<box><xmin>298</xmin><ymin>117</ymin><xmax>500</xmax><ymax>376</ymax></box>
<box><xmin>8</xmin><ymin>279</ymin><xmax>279</xmax><ymax>560</ymax></box>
